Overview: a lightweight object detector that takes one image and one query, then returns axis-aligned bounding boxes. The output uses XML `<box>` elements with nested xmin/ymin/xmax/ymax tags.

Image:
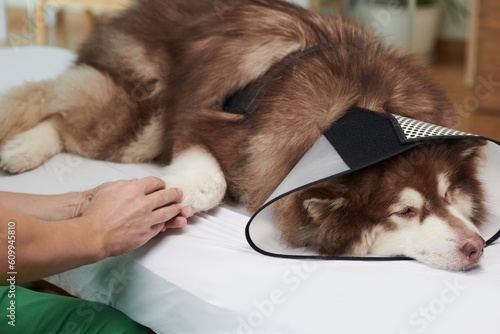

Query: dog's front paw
<box><xmin>0</xmin><ymin>121</ymin><xmax>62</xmax><ymax>173</ymax></box>
<box><xmin>161</xmin><ymin>146</ymin><xmax>227</xmax><ymax>213</ymax></box>
<box><xmin>163</xmin><ymin>173</ymin><xmax>226</xmax><ymax>213</ymax></box>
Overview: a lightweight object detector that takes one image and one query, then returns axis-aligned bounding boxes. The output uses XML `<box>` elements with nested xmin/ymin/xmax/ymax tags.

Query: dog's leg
<box><xmin>0</xmin><ymin>80</ymin><xmax>56</xmax><ymax>149</ymax></box>
<box><xmin>161</xmin><ymin>146</ymin><xmax>227</xmax><ymax>213</ymax></box>
<box><xmin>0</xmin><ymin>80</ymin><xmax>60</xmax><ymax>173</ymax></box>
<box><xmin>0</xmin><ymin>121</ymin><xmax>63</xmax><ymax>173</ymax></box>
<box><xmin>0</xmin><ymin>120</ymin><xmax>62</xmax><ymax>173</ymax></box>
<box><xmin>0</xmin><ymin>62</ymin><xmax>163</xmax><ymax>173</ymax></box>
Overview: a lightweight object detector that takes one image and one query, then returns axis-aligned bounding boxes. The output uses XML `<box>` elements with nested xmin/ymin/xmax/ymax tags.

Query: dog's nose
<box><xmin>460</xmin><ymin>236</ymin><xmax>485</xmax><ymax>262</ymax></box>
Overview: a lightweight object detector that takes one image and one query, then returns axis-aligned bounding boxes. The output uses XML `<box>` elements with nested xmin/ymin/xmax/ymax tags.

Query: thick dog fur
<box><xmin>0</xmin><ymin>0</ymin><xmax>487</xmax><ymax>269</ymax></box>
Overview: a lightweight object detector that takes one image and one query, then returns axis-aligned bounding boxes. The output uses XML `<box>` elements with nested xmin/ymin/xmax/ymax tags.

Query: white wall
<box><xmin>6</xmin><ymin>0</ymin><xmax>26</xmax><ymax>9</ymax></box>
<box><xmin>284</xmin><ymin>0</ymin><xmax>311</xmax><ymax>8</ymax></box>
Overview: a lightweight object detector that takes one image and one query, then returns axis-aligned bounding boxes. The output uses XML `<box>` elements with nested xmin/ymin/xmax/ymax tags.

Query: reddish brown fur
<box><xmin>67</xmin><ymin>0</ymin><xmax>459</xmax><ymax>210</ymax></box>
<box><xmin>274</xmin><ymin>139</ymin><xmax>487</xmax><ymax>255</ymax></box>
<box><xmin>0</xmin><ymin>0</ymin><xmax>481</xmax><ymax>260</ymax></box>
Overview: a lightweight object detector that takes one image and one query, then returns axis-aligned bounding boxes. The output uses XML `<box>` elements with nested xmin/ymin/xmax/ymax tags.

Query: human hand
<box><xmin>76</xmin><ymin>181</ymin><xmax>114</xmax><ymax>217</ymax></box>
<box><xmin>80</xmin><ymin>176</ymin><xmax>193</xmax><ymax>257</ymax></box>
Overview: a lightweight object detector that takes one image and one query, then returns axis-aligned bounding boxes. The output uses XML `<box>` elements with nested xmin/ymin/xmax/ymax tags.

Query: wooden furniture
<box><xmin>466</xmin><ymin>0</ymin><xmax>500</xmax><ymax>112</ymax></box>
<box><xmin>311</xmin><ymin>0</ymin><xmax>321</xmax><ymax>9</ymax></box>
<box><xmin>35</xmin><ymin>0</ymin><xmax>130</xmax><ymax>45</ymax></box>
<box><xmin>0</xmin><ymin>0</ymin><xmax>7</xmax><ymax>44</ymax></box>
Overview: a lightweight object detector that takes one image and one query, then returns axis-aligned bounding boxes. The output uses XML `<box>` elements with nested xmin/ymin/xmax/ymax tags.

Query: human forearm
<box><xmin>0</xmin><ymin>205</ymin><xmax>102</xmax><ymax>284</ymax></box>
<box><xmin>0</xmin><ymin>177</ymin><xmax>192</xmax><ymax>284</ymax></box>
<box><xmin>0</xmin><ymin>191</ymin><xmax>88</xmax><ymax>221</ymax></box>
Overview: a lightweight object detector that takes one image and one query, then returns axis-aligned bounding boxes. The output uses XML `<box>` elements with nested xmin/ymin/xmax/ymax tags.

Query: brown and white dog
<box><xmin>0</xmin><ymin>0</ymin><xmax>487</xmax><ymax>270</ymax></box>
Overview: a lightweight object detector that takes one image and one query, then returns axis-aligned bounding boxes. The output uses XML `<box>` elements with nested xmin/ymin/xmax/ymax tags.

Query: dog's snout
<box><xmin>460</xmin><ymin>236</ymin><xmax>485</xmax><ymax>261</ymax></box>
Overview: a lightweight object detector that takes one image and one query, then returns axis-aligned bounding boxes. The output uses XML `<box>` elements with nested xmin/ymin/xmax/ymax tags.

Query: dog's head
<box><xmin>273</xmin><ymin>139</ymin><xmax>488</xmax><ymax>270</ymax></box>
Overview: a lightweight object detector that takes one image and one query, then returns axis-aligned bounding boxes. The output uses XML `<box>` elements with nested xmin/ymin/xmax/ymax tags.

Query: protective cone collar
<box><xmin>245</xmin><ymin>108</ymin><xmax>500</xmax><ymax>260</ymax></box>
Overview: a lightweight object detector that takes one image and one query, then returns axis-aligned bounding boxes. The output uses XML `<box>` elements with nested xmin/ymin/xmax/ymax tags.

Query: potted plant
<box><xmin>352</xmin><ymin>0</ymin><xmax>443</xmax><ymax>61</ymax></box>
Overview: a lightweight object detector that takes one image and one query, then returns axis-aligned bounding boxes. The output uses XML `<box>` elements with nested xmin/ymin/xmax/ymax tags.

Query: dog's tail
<box><xmin>0</xmin><ymin>80</ymin><xmax>57</xmax><ymax>148</ymax></box>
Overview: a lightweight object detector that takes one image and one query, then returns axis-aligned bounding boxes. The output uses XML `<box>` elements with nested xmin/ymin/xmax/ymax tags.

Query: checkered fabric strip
<box><xmin>392</xmin><ymin>114</ymin><xmax>479</xmax><ymax>140</ymax></box>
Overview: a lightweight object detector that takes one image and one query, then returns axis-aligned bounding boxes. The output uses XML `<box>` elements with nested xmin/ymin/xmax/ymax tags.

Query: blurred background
<box><xmin>0</xmin><ymin>0</ymin><xmax>499</xmax><ymax>140</ymax></box>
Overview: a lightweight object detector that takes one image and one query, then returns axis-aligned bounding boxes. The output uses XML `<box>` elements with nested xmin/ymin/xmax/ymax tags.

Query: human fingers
<box><xmin>150</xmin><ymin>221</ymin><xmax>167</xmax><ymax>236</ymax></box>
<box><xmin>157</xmin><ymin>207</ymin><xmax>192</xmax><ymax>232</ymax></box>
<box><xmin>137</xmin><ymin>176</ymin><xmax>166</xmax><ymax>195</ymax></box>
<box><xmin>179</xmin><ymin>206</ymin><xmax>194</xmax><ymax>218</ymax></box>
<box><xmin>148</xmin><ymin>188</ymin><xmax>183</xmax><ymax>211</ymax></box>
<box><xmin>162</xmin><ymin>216</ymin><xmax>188</xmax><ymax>231</ymax></box>
<box><xmin>158</xmin><ymin>207</ymin><xmax>193</xmax><ymax>232</ymax></box>
<box><xmin>151</xmin><ymin>203</ymin><xmax>182</xmax><ymax>226</ymax></box>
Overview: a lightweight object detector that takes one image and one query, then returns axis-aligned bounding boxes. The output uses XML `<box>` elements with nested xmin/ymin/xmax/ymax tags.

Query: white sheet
<box><xmin>1</xmin><ymin>47</ymin><xmax>500</xmax><ymax>334</ymax></box>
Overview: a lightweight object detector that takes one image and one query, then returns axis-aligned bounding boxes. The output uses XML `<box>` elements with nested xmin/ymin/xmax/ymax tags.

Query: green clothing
<box><xmin>0</xmin><ymin>285</ymin><xmax>150</xmax><ymax>333</ymax></box>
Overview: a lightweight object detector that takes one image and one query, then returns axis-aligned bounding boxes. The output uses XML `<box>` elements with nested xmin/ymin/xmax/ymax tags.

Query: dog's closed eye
<box><xmin>393</xmin><ymin>207</ymin><xmax>418</xmax><ymax>218</ymax></box>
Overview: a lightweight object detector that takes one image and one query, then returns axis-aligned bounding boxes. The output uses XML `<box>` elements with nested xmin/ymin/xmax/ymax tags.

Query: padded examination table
<box><xmin>1</xmin><ymin>47</ymin><xmax>500</xmax><ymax>334</ymax></box>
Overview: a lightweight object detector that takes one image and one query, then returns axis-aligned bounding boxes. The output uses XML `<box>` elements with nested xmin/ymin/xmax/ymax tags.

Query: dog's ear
<box><xmin>301</xmin><ymin>195</ymin><xmax>373</xmax><ymax>256</ymax></box>
<box><xmin>303</xmin><ymin>197</ymin><xmax>346</xmax><ymax>222</ymax></box>
<box><xmin>454</xmin><ymin>138</ymin><xmax>487</xmax><ymax>159</ymax></box>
